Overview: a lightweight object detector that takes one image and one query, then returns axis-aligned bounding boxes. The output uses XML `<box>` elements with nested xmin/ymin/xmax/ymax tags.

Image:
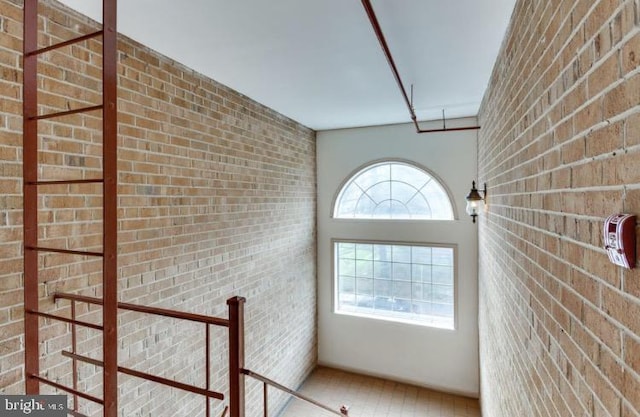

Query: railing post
<box><xmin>71</xmin><ymin>301</ymin><xmax>79</xmax><ymax>413</ymax></box>
<box><xmin>102</xmin><ymin>1</ymin><xmax>119</xmax><ymax>415</ymax></box>
<box><xmin>227</xmin><ymin>296</ymin><xmax>246</xmax><ymax>417</ymax></box>
<box><xmin>22</xmin><ymin>0</ymin><xmax>39</xmax><ymax>396</ymax></box>
<box><xmin>263</xmin><ymin>382</ymin><xmax>268</xmax><ymax>417</ymax></box>
<box><xmin>206</xmin><ymin>324</ymin><xmax>211</xmax><ymax>417</ymax></box>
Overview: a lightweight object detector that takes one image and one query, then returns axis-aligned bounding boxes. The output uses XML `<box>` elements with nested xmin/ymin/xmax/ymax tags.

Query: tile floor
<box><xmin>278</xmin><ymin>367</ymin><xmax>481</xmax><ymax>417</ymax></box>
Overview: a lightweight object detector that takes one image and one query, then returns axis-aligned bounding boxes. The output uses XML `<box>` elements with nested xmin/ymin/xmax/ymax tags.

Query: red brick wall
<box><xmin>478</xmin><ymin>0</ymin><xmax>640</xmax><ymax>416</ymax></box>
<box><xmin>0</xmin><ymin>0</ymin><xmax>317</xmax><ymax>415</ymax></box>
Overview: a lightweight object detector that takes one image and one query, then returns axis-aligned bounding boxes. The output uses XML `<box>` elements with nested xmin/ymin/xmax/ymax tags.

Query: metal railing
<box><xmin>22</xmin><ymin>0</ymin><xmax>119</xmax><ymax>414</ymax></box>
<box><xmin>242</xmin><ymin>369</ymin><xmax>349</xmax><ymax>417</ymax></box>
<box><xmin>33</xmin><ymin>291</ymin><xmax>347</xmax><ymax>417</ymax></box>
<box><xmin>50</xmin><ymin>293</ymin><xmax>245</xmax><ymax>417</ymax></box>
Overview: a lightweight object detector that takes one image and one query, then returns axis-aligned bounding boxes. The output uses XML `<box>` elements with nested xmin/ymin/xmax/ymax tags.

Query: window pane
<box><xmin>406</xmin><ymin>195</ymin><xmax>432</xmax><ymax>219</ymax></box>
<box><xmin>338</xmin><ymin>292</ymin><xmax>355</xmax><ymax>307</ymax></box>
<box><xmin>355</xmin><ymin>164</ymin><xmax>390</xmax><ymax>190</ymax></box>
<box><xmin>367</xmin><ymin>182</ymin><xmax>390</xmax><ymax>204</ymax></box>
<box><xmin>392</xmin><ymin>263</ymin><xmax>411</xmax><ymax>281</ymax></box>
<box><xmin>374</xmin><ymin>279</ymin><xmax>392</xmax><ymax>298</ymax></box>
<box><xmin>334</xmin><ymin>162</ymin><xmax>454</xmax><ymax>220</ymax></box>
<box><xmin>374</xmin><ymin>261</ymin><xmax>391</xmax><ymax>279</ymax></box>
<box><xmin>412</xmin><ymin>246</ymin><xmax>432</xmax><ymax>264</ymax></box>
<box><xmin>339</xmin><ymin>258</ymin><xmax>355</xmax><ymax>276</ymax></box>
<box><xmin>433</xmin><ymin>266</ymin><xmax>453</xmax><ymax>284</ymax></box>
<box><xmin>373</xmin><ymin>245</ymin><xmax>392</xmax><ymax>261</ymax></box>
<box><xmin>373</xmin><ymin>200</ymin><xmax>393</xmax><ymax>218</ymax></box>
<box><xmin>393</xmin><ymin>281</ymin><xmax>411</xmax><ymax>299</ymax></box>
<box><xmin>412</xmin><ymin>264</ymin><xmax>432</xmax><ymax>283</ymax></box>
<box><xmin>412</xmin><ymin>283</ymin><xmax>424</xmax><ymax>300</ymax></box>
<box><xmin>432</xmin><ymin>284</ymin><xmax>453</xmax><ymax>303</ymax></box>
<box><xmin>354</xmin><ymin>196</ymin><xmax>376</xmax><ymax>217</ymax></box>
<box><xmin>336</xmin><ymin>184</ymin><xmax>361</xmax><ymax>217</ymax></box>
<box><xmin>356</xmin><ymin>294</ymin><xmax>373</xmax><ymax>308</ymax></box>
<box><xmin>338</xmin><ymin>242</ymin><xmax>355</xmax><ymax>257</ymax></box>
<box><xmin>335</xmin><ymin>241</ymin><xmax>455</xmax><ymax>329</ymax></box>
<box><xmin>356</xmin><ymin>260</ymin><xmax>373</xmax><ymax>278</ymax></box>
<box><xmin>413</xmin><ymin>301</ymin><xmax>432</xmax><ymax>315</ymax></box>
<box><xmin>356</xmin><ymin>278</ymin><xmax>374</xmax><ymax>296</ymax></box>
<box><xmin>391</xmin><ymin>181</ymin><xmax>419</xmax><ymax>202</ymax></box>
<box><xmin>391</xmin><ymin>164</ymin><xmax>429</xmax><ymax>189</ymax></box>
<box><xmin>373</xmin><ymin>200</ymin><xmax>411</xmax><ymax>218</ymax></box>
<box><xmin>355</xmin><ymin>244</ymin><xmax>373</xmax><ymax>259</ymax></box>
<box><xmin>422</xmin><ymin>181</ymin><xmax>454</xmax><ymax>220</ymax></box>
<box><xmin>392</xmin><ymin>245</ymin><xmax>411</xmax><ymax>263</ymax></box>
<box><xmin>339</xmin><ymin>276</ymin><xmax>355</xmax><ymax>293</ymax></box>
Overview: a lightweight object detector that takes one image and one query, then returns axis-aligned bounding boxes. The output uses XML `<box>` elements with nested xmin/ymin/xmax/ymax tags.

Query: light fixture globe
<box><xmin>465</xmin><ymin>181</ymin><xmax>484</xmax><ymax>223</ymax></box>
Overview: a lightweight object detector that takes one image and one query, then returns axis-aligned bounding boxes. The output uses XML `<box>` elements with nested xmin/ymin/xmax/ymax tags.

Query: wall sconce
<box><xmin>465</xmin><ymin>181</ymin><xmax>486</xmax><ymax>223</ymax></box>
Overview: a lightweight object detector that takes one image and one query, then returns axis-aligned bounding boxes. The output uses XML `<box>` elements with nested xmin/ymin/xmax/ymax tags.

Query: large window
<box><xmin>334</xmin><ymin>162</ymin><xmax>454</xmax><ymax>220</ymax></box>
<box><xmin>332</xmin><ymin>160</ymin><xmax>457</xmax><ymax>329</ymax></box>
<box><xmin>335</xmin><ymin>241</ymin><xmax>455</xmax><ymax>329</ymax></box>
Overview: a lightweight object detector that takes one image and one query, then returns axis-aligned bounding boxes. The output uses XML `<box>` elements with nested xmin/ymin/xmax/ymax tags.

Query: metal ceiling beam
<box><xmin>361</xmin><ymin>0</ymin><xmax>481</xmax><ymax>134</ymax></box>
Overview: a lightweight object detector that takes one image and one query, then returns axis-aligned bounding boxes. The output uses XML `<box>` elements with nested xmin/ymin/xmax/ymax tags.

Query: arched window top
<box><xmin>334</xmin><ymin>161</ymin><xmax>454</xmax><ymax>220</ymax></box>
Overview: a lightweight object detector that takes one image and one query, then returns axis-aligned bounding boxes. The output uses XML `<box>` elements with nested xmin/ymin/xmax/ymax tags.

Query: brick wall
<box><xmin>0</xmin><ymin>0</ymin><xmax>317</xmax><ymax>416</ymax></box>
<box><xmin>478</xmin><ymin>0</ymin><xmax>640</xmax><ymax>416</ymax></box>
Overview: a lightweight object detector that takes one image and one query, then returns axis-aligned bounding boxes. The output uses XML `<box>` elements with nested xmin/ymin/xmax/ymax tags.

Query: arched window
<box><xmin>334</xmin><ymin>161</ymin><xmax>454</xmax><ymax>220</ymax></box>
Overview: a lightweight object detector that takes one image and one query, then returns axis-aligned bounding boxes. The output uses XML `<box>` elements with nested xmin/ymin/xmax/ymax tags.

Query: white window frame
<box><xmin>332</xmin><ymin>239</ymin><xmax>458</xmax><ymax>330</ymax></box>
<box><xmin>332</xmin><ymin>160</ymin><xmax>457</xmax><ymax>221</ymax></box>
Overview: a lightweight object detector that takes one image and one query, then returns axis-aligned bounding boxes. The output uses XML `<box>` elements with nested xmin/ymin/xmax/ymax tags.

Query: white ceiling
<box><xmin>57</xmin><ymin>0</ymin><xmax>516</xmax><ymax>131</ymax></box>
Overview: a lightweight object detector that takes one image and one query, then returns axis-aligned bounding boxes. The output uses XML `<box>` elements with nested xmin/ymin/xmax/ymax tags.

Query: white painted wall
<box><xmin>317</xmin><ymin>119</ymin><xmax>479</xmax><ymax>397</ymax></box>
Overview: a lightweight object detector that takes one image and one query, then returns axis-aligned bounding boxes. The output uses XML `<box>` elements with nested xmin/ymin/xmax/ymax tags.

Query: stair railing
<box><xmin>242</xmin><ymin>368</ymin><xmax>349</xmax><ymax>417</ymax></box>
<box><xmin>45</xmin><ymin>291</ymin><xmax>348</xmax><ymax>417</ymax></box>
<box><xmin>52</xmin><ymin>292</ymin><xmax>244</xmax><ymax>417</ymax></box>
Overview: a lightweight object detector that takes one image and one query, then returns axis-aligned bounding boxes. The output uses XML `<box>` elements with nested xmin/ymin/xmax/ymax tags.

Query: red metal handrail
<box><xmin>48</xmin><ymin>293</ymin><xmax>245</xmax><ymax>417</ymax></box>
<box><xmin>60</xmin><ymin>351</ymin><xmax>225</xmax><ymax>400</ymax></box>
<box><xmin>54</xmin><ymin>292</ymin><xmax>230</xmax><ymax>327</ymax></box>
<box><xmin>35</xmin><ymin>291</ymin><xmax>347</xmax><ymax>417</ymax></box>
<box><xmin>242</xmin><ymin>369</ymin><xmax>349</xmax><ymax>417</ymax></box>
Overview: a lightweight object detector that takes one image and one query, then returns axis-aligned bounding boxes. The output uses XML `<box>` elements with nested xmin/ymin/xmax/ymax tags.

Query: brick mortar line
<box><xmin>481</xmin><ymin>55</ymin><xmax>640</xmax><ymax>181</ymax></box>
<box><xmin>484</xmin><ymin>224</ymin><xmax>623</xmax><ymax>417</ymax></box>
<box><xmin>118</xmin><ymin>129</ymin><xmax>310</xmax><ymax>153</ymax></box>
<box><xmin>489</xmin><ymin>208</ymin><xmax>605</xmax><ymax>256</ymax></box>
<box><xmin>117</xmin><ymin>96</ymin><xmax>308</xmax><ymax>141</ymax></box>
<box><xmin>486</xmin><ymin>214</ymin><xmax>640</xmax><ymax>380</ymax></box>
<box><xmin>480</xmin><ymin>0</ymin><xmax>577</xmax><ymax>158</ymax></box>
<box><xmin>492</xmin><ymin>205</ymin><xmax>616</xmax><ymax>231</ymax></box>
<box><xmin>480</xmin><ymin>12</ymin><xmax>640</xmax><ymax>173</ymax></box>
<box><xmin>484</xmin><ymin>255</ymin><xmax>639</xmax><ymax>417</ymax></box>
<box><xmin>483</xmin><ymin>137</ymin><xmax>640</xmax><ymax>190</ymax></box>
<box><xmin>118</xmin><ymin>117</ymin><xmax>310</xmax><ymax>152</ymax></box>
<box><xmin>488</xmin><ymin>285</ymin><xmax>558</xmax><ymax>415</ymax></box>
<box><xmin>488</xmin><ymin>183</ymin><xmax>634</xmax><ymax>198</ymax></box>
<box><xmin>480</xmin><ymin>255</ymin><xmax>553</xmax><ymax>414</ymax></box>
<box><xmin>483</xmin><ymin>178</ymin><xmax>629</xmax><ymax>197</ymax></box>
<box><xmin>121</xmin><ymin>69</ymin><xmax>309</xmax><ymax>134</ymax></box>
<box><xmin>482</xmin><ymin>111</ymin><xmax>636</xmax><ymax>186</ymax></box>
<box><xmin>116</xmin><ymin>143</ymin><xmax>312</xmax><ymax>168</ymax></box>
<box><xmin>0</xmin><ymin>96</ymin><xmax>21</xmax><ymax>107</ymax></box>
<box><xmin>482</xmin><ymin>233</ymin><xmax>577</xmax><ymax>416</ymax></box>
<box><xmin>38</xmin><ymin>63</ymin><xmax>103</xmax><ymax>83</ymax></box>
<box><xmin>487</xmin><ymin>1</ymin><xmax>558</xmax><ymax>101</ymax></box>
<box><xmin>482</xmin><ymin>311</ymin><xmax>557</xmax><ymax>417</ymax></box>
